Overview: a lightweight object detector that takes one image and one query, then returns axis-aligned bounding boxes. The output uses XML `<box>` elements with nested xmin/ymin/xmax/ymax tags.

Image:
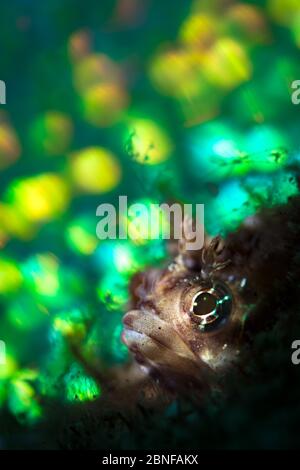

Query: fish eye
<box><xmin>186</xmin><ymin>282</ymin><xmax>233</xmax><ymax>332</ymax></box>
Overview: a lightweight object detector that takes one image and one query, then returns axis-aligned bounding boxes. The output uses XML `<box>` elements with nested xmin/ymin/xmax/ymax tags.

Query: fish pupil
<box><xmin>193</xmin><ymin>293</ymin><xmax>217</xmax><ymax>317</ymax></box>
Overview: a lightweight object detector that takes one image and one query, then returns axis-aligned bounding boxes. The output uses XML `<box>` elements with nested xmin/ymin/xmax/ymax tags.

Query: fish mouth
<box><xmin>122</xmin><ymin>308</ymin><xmax>215</xmax><ymax>391</ymax></box>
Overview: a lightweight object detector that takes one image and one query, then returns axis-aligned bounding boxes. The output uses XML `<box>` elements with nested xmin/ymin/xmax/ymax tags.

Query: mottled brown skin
<box><xmin>121</xmin><ymin>194</ymin><xmax>300</xmax><ymax>402</ymax></box>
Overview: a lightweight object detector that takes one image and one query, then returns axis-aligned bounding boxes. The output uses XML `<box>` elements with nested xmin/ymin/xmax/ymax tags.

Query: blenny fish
<box><xmin>118</xmin><ymin>192</ymin><xmax>300</xmax><ymax>404</ymax></box>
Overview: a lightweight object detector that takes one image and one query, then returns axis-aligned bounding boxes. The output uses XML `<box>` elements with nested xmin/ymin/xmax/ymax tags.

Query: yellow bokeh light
<box><xmin>203</xmin><ymin>37</ymin><xmax>252</xmax><ymax>89</ymax></box>
<box><xmin>73</xmin><ymin>53</ymin><xmax>128</xmax><ymax>127</ymax></box>
<box><xmin>52</xmin><ymin>309</ymin><xmax>88</xmax><ymax>341</ymax></box>
<box><xmin>7</xmin><ymin>173</ymin><xmax>71</xmax><ymax>222</ymax></box>
<box><xmin>73</xmin><ymin>53</ymin><xmax>121</xmax><ymax>93</ymax></box>
<box><xmin>126</xmin><ymin>118</ymin><xmax>173</xmax><ymax>165</ymax></box>
<box><xmin>179</xmin><ymin>13</ymin><xmax>218</xmax><ymax>48</ymax></box>
<box><xmin>0</xmin><ymin>258</ymin><xmax>23</xmax><ymax>295</ymax></box>
<box><xmin>0</xmin><ymin>202</ymin><xmax>35</xmax><ymax>241</ymax></box>
<box><xmin>0</xmin><ymin>355</ymin><xmax>18</xmax><ymax>380</ymax></box>
<box><xmin>22</xmin><ymin>253</ymin><xmax>60</xmax><ymax>298</ymax></box>
<box><xmin>82</xmin><ymin>83</ymin><xmax>128</xmax><ymax>127</ymax></box>
<box><xmin>70</xmin><ymin>147</ymin><xmax>122</xmax><ymax>193</ymax></box>
<box><xmin>66</xmin><ymin>218</ymin><xmax>98</xmax><ymax>256</ymax></box>
<box><xmin>149</xmin><ymin>49</ymin><xmax>205</xmax><ymax>98</ymax></box>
